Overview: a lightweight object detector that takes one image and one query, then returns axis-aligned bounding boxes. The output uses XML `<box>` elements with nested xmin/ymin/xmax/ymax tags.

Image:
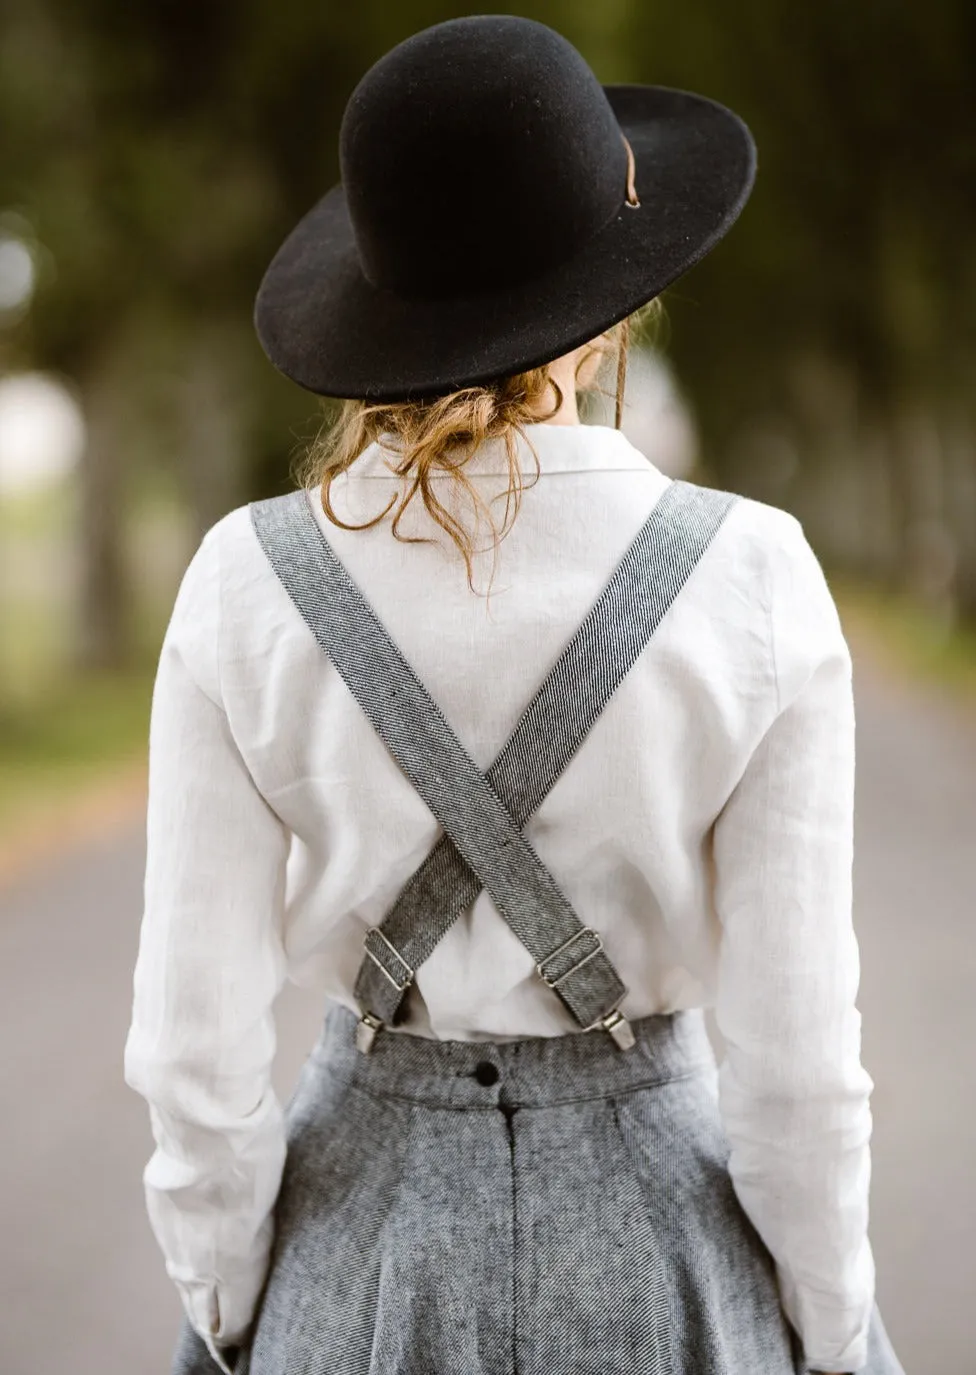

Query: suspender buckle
<box><xmin>363</xmin><ymin>927</ymin><xmax>414</xmax><ymax>992</ymax></box>
<box><xmin>355</xmin><ymin>1010</ymin><xmax>384</xmax><ymax>1055</ymax></box>
<box><xmin>599</xmin><ymin>1007</ymin><xmax>637</xmax><ymax>1051</ymax></box>
<box><xmin>536</xmin><ymin>927</ymin><xmax>604</xmax><ymax>989</ymax></box>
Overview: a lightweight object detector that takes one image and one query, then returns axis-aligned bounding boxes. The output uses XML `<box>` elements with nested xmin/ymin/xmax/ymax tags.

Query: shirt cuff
<box><xmin>203</xmin><ymin>1334</ymin><xmax>240</xmax><ymax>1375</ymax></box>
<box><xmin>176</xmin><ymin>1276</ymin><xmax>252</xmax><ymax>1373</ymax></box>
<box><xmin>797</xmin><ymin>1315</ymin><xmax>869</xmax><ymax>1371</ymax></box>
<box><xmin>804</xmin><ymin>1339</ymin><xmax>868</xmax><ymax>1373</ymax></box>
<box><xmin>777</xmin><ymin>1242</ymin><xmax>874</xmax><ymax>1373</ymax></box>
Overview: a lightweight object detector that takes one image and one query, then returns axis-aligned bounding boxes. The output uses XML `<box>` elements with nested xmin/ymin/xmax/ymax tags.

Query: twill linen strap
<box><xmin>250</xmin><ymin>479</ymin><xmax>739</xmax><ymax>1054</ymax></box>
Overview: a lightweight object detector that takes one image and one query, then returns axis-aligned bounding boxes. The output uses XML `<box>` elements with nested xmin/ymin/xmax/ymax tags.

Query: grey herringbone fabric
<box><xmin>250</xmin><ymin>480</ymin><xmax>738</xmax><ymax>1038</ymax></box>
<box><xmin>171</xmin><ymin>1003</ymin><xmax>904</xmax><ymax>1375</ymax></box>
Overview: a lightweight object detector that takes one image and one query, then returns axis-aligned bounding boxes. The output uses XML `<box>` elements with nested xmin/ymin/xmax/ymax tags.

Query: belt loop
<box><xmin>355</xmin><ymin>1010</ymin><xmax>384</xmax><ymax>1055</ymax></box>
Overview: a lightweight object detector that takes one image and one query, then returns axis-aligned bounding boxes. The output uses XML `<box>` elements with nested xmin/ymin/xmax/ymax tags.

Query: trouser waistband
<box><xmin>305</xmin><ymin>1001</ymin><xmax>718</xmax><ymax>1110</ymax></box>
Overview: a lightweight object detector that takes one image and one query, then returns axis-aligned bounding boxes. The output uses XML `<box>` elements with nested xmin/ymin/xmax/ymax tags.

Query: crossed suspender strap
<box><xmin>250</xmin><ymin>478</ymin><xmax>739</xmax><ymax>1053</ymax></box>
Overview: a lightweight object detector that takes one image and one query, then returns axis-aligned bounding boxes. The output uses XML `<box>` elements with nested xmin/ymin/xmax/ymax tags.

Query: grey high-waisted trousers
<box><xmin>171</xmin><ymin>1000</ymin><xmax>905</xmax><ymax>1375</ymax></box>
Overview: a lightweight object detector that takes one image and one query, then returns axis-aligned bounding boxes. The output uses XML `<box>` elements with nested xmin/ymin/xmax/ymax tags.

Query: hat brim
<box><xmin>254</xmin><ymin>84</ymin><xmax>757</xmax><ymax>401</ymax></box>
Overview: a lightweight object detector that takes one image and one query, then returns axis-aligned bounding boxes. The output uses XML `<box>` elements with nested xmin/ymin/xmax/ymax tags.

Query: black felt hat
<box><xmin>254</xmin><ymin>15</ymin><xmax>757</xmax><ymax>403</ymax></box>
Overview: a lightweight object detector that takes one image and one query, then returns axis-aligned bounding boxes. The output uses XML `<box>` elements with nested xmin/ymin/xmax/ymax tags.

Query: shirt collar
<box><xmin>342</xmin><ymin>422</ymin><xmax>660</xmax><ymax>478</ymax></box>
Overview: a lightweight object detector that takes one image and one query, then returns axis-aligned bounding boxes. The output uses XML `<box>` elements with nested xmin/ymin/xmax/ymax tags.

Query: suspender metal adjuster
<box><xmin>363</xmin><ymin>926</ymin><xmax>414</xmax><ymax>991</ymax></box>
<box><xmin>355</xmin><ymin>1010</ymin><xmax>384</xmax><ymax>1055</ymax></box>
<box><xmin>536</xmin><ymin>927</ymin><xmax>604</xmax><ymax>989</ymax></box>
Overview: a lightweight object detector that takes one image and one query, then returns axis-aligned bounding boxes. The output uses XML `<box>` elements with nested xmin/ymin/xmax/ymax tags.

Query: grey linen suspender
<box><xmin>250</xmin><ymin>479</ymin><xmax>739</xmax><ymax>1054</ymax></box>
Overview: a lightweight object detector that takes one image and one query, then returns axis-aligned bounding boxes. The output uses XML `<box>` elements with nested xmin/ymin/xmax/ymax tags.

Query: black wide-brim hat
<box><xmin>255</xmin><ymin>15</ymin><xmax>757</xmax><ymax>403</ymax></box>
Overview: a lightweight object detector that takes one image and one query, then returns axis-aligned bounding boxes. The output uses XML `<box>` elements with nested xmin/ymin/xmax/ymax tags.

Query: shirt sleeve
<box><xmin>710</xmin><ymin>510</ymin><xmax>876</xmax><ymax>1374</ymax></box>
<box><xmin>123</xmin><ymin>523</ymin><xmax>291</xmax><ymax>1373</ymax></box>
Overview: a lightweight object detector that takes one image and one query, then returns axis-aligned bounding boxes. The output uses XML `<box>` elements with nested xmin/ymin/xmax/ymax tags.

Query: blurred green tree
<box><xmin>1</xmin><ymin>0</ymin><xmax>974</xmax><ymax>672</ymax></box>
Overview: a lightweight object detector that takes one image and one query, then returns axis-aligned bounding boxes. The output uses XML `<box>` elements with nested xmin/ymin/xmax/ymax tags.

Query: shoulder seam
<box><xmin>213</xmin><ymin>521</ymin><xmax>225</xmax><ymax>705</ymax></box>
<box><xmin>767</xmin><ymin>509</ymin><xmax>807</xmax><ymax>717</ymax></box>
<box><xmin>728</xmin><ymin>495</ymin><xmax>788</xmax><ymax>717</ymax></box>
<box><xmin>192</xmin><ymin>521</ymin><xmax>227</xmax><ymax>710</ymax></box>
<box><xmin>768</xmin><ymin>540</ymin><xmax>780</xmax><ymax>717</ymax></box>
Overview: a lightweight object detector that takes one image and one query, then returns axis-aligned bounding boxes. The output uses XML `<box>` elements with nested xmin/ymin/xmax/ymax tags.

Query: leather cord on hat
<box><xmin>614</xmin><ymin>136</ymin><xmax>640</xmax><ymax>428</ymax></box>
<box><xmin>622</xmin><ymin>134</ymin><xmax>640</xmax><ymax>208</ymax></box>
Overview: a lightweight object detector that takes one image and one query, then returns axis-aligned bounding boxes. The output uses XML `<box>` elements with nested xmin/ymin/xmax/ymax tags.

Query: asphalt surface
<box><xmin>1</xmin><ymin>632</ymin><xmax>972</xmax><ymax>1375</ymax></box>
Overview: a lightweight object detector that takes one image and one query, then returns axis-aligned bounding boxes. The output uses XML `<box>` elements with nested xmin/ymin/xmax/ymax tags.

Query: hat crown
<box><xmin>339</xmin><ymin>16</ymin><xmax>628</xmax><ymax>299</ymax></box>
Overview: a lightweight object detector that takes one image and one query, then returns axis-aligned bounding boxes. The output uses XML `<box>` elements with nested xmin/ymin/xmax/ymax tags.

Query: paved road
<box><xmin>1</xmin><ymin>631</ymin><xmax>972</xmax><ymax>1375</ymax></box>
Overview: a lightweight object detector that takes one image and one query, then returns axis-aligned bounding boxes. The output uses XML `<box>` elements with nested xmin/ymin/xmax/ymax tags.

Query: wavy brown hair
<box><xmin>292</xmin><ymin>297</ymin><xmax>665</xmax><ymax>598</ymax></box>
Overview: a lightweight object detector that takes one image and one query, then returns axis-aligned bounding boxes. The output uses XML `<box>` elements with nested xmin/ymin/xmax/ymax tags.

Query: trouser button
<box><xmin>473</xmin><ymin>1060</ymin><xmax>499</xmax><ymax>1086</ymax></box>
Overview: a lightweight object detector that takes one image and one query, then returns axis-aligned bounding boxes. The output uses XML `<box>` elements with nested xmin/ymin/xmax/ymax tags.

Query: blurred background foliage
<box><xmin>0</xmin><ymin>0</ymin><xmax>974</xmax><ymax>824</ymax></box>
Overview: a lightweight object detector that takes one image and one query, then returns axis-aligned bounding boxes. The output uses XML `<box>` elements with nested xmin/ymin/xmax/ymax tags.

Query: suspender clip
<box><xmin>355</xmin><ymin>1010</ymin><xmax>384</xmax><ymax>1055</ymax></box>
<box><xmin>599</xmin><ymin>1007</ymin><xmax>636</xmax><ymax>1051</ymax></box>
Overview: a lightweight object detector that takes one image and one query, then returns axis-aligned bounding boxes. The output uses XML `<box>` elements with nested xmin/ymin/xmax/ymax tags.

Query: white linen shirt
<box><xmin>123</xmin><ymin>420</ymin><xmax>875</xmax><ymax>1374</ymax></box>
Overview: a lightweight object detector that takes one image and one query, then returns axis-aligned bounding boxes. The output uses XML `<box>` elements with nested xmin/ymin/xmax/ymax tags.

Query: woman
<box><xmin>124</xmin><ymin>15</ymin><xmax>907</xmax><ymax>1375</ymax></box>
